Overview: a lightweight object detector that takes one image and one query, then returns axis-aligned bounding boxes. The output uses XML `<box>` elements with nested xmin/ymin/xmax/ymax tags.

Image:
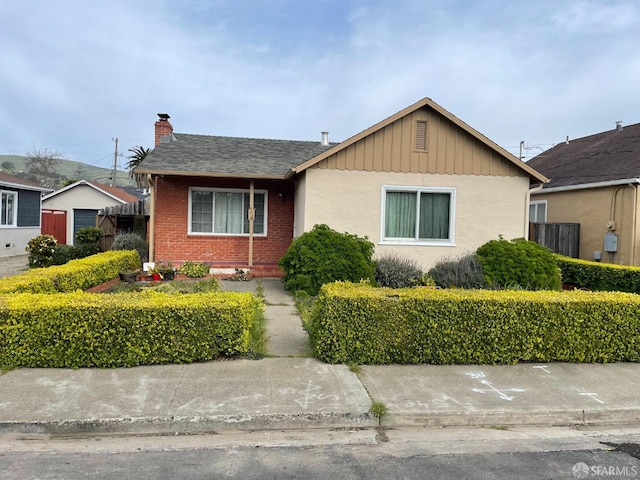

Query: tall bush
<box><xmin>279</xmin><ymin>224</ymin><xmax>375</xmax><ymax>295</ymax></box>
<box><xmin>476</xmin><ymin>237</ymin><xmax>561</xmax><ymax>290</ymax></box>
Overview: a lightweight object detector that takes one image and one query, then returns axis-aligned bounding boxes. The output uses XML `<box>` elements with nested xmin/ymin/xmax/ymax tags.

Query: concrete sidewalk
<box><xmin>0</xmin><ymin>277</ymin><xmax>639</xmax><ymax>435</ymax></box>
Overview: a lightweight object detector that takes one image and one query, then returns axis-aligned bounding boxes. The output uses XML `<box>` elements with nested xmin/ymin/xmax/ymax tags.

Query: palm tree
<box><xmin>127</xmin><ymin>146</ymin><xmax>151</xmax><ymax>190</ymax></box>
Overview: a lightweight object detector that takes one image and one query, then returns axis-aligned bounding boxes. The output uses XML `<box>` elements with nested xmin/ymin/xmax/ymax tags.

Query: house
<box><xmin>0</xmin><ymin>172</ymin><xmax>51</xmax><ymax>257</ymax></box>
<box><xmin>136</xmin><ymin>98</ymin><xmax>547</xmax><ymax>276</ymax></box>
<box><xmin>41</xmin><ymin>180</ymin><xmax>143</xmax><ymax>245</ymax></box>
<box><xmin>527</xmin><ymin>121</ymin><xmax>640</xmax><ymax>266</ymax></box>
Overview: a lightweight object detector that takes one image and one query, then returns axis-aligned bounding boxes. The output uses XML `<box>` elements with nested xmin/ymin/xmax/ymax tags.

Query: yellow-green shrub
<box><xmin>556</xmin><ymin>255</ymin><xmax>640</xmax><ymax>293</ymax></box>
<box><xmin>0</xmin><ymin>290</ymin><xmax>262</xmax><ymax>368</ymax></box>
<box><xmin>308</xmin><ymin>282</ymin><xmax>640</xmax><ymax>365</ymax></box>
<box><xmin>0</xmin><ymin>250</ymin><xmax>140</xmax><ymax>294</ymax></box>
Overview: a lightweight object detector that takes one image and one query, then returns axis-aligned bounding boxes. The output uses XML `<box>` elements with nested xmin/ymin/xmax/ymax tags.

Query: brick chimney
<box><xmin>154</xmin><ymin>113</ymin><xmax>173</xmax><ymax>146</ymax></box>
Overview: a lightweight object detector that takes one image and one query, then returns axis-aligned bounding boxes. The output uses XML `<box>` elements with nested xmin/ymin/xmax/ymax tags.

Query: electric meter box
<box><xmin>604</xmin><ymin>233</ymin><xmax>618</xmax><ymax>253</ymax></box>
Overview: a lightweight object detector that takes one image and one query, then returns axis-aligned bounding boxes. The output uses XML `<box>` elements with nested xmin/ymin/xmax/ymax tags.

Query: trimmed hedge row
<box><xmin>308</xmin><ymin>282</ymin><xmax>640</xmax><ymax>365</ymax></box>
<box><xmin>0</xmin><ymin>250</ymin><xmax>140</xmax><ymax>294</ymax></box>
<box><xmin>0</xmin><ymin>290</ymin><xmax>262</xmax><ymax>368</ymax></box>
<box><xmin>556</xmin><ymin>255</ymin><xmax>640</xmax><ymax>294</ymax></box>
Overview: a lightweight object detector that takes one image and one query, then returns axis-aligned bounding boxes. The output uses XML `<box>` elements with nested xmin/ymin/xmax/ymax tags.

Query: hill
<box><xmin>0</xmin><ymin>154</ymin><xmax>136</xmax><ymax>189</ymax></box>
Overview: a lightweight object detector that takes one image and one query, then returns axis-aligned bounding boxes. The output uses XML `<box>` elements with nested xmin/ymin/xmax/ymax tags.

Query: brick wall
<box><xmin>153</xmin><ymin>176</ymin><xmax>294</xmax><ymax>276</ymax></box>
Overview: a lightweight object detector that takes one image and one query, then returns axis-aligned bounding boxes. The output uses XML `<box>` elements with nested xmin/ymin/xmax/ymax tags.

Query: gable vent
<box><xmin>415</xmin><ymin>120</ymin><xmax>427</xmax><ymax>151</ymax></box>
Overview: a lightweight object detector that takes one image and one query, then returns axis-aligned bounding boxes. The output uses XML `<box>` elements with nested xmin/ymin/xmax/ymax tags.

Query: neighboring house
<box><xmin>527</xmin><ymin>121</ymin><xmax>640</xmax><ymax>266</ymax></box>
<box><xmin>41</xmin><ymin>180</ymin><xmax>142</xmax><ymax>245</ymax></box>
<box><xmin>136</xmin><ymin>98</ymin><xmax>547</xmax><ymax>276</ymax></box>
<box><xmin>0</xmin><ymin>172</ymin><xmax>51</xmax><ymax>257</ymax></box>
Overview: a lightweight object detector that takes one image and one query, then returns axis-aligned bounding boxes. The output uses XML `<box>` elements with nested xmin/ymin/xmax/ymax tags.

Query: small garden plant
<box><xmin>178</xmin><ymin>261</ymin><xmax>210</xmax><ymax>278</ymax></box>
<box><xmin>26</xmin><ymin>234</ymin><xmax>58</xmax><ymax>268</ymax></box>
<box><xmin>375</xmin><ymin>253</ymin><xmax>424</xmax><ymax>289</ymax></box>
<box><xmin>112</xmin><ymin>232</ymin><xmax>149</xmax><ymax>263</ymax></box>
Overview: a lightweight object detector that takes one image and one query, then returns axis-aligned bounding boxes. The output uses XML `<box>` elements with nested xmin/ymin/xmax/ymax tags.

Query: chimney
<box><xmin>616</xmin><ymin>121</ymin><xmax>623</xmax><ymax>131</ymax></box>
<box><xmin>155</xmin><ymin>113</ymin><xmax>173</xmax><ymax>146</ymax></box>
<box><xmin>321</xmin><ymin>131</ymin><xmax>329</xmax><ymax>146</ymax></box>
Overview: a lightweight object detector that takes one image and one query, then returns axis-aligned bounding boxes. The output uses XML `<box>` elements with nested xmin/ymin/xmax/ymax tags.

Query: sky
<box><xmin>1</xmin><ymin>0</ymin><xmax>639</xmax><ymax>172</ymax></box>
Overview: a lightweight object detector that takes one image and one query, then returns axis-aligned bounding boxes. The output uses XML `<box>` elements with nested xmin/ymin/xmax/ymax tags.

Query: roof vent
<box><xmin>321</xmin><ymin>131</ymin><xmax>329</xmax><ymax>146</ymax></box>
<box><xmin>616</xmin><ymin>121</ymin><xmax>623</xmax><ymax>131</ymax></box>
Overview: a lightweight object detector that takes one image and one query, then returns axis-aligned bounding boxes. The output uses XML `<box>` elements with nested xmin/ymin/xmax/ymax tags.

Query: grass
<box><xmin>246</xmin><ymin>306</ymin><xmax>268</xmax><ymax>360</ymax></box>
<box><xmin>369</xmin><ymin>401</ymin><xmax>388</xmax><ymax>421</ymax></box>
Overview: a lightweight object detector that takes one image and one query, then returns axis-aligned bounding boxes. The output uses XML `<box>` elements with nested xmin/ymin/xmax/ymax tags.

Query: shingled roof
<box><xmin>527</xmin><ymin>122</ymin><xmax>640</xmax><ymax>190</ymax></box>
<box><xmin>136</xmin><ymin>134</ymin><xmax>336</xmax><ymax>179</ymax></box>
<box><xmin>0</xmin><ymin>171</ymin><xmax>51</xmax><ymax>192</ymax></box>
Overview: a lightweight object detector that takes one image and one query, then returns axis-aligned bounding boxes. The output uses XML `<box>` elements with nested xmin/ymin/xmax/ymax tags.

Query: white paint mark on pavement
<box><xmin>532</xmin><ymin>365</ymin><xmax>551</xmax><ymax>374</ymax></box>
<box><xmin>471</xmin><ymin>380</ymin><xmax>525</xmax><ymax>401</ymax></box>
<box><xmin>465</xmin><ymin>372</ymin><xmax>486</xmax><ymax>379</ymax></box>
<box><xmin>579</xmin><ymin>392</ymin><xmax>605</xmax><ymax>404</ymax></box>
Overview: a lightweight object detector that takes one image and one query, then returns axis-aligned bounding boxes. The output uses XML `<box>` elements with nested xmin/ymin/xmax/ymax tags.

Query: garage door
<box><xmin>73</xmin><ymin>209</ymin><xmax>98</xmax><ymax>245</ymax></box>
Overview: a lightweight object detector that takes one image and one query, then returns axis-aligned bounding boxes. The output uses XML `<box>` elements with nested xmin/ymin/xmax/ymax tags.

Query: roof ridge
<box><xmin>174</xmin><ymin>132</ymin><xmax>338</xmax><ymax>145</ymax></box>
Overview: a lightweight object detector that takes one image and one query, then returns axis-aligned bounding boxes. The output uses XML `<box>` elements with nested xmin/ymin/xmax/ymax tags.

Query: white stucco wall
<box><xmin>0</xmin><ymin>227</ymin><xmax>40</xmax><ymax>257</ymax></box>
<box><xmin>299</xmin><ymin>169</ymin><xmax>531</xmax><ymax>270</ymax></box>
<box><xmin>42</xmin><ymin>185</ymin><xmax>122</xmax><ymax>245</ymax></box>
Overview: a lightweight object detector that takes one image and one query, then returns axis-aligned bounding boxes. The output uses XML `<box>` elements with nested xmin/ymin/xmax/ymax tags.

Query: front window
<box><xmin>381</xmin><ymin>186</ymin><xmax>455</xmax><ymax>244</ymax></box>
<box><xmin>1</xmin><ymin>191</ymin><xmax>17</xmax><ymax>227</ymax></box>
<box><xmin>189</xmin><ymin>188</ymin><xmax>267</xmax><ymax>235</ymax></box>
<box><xmin>529</xmin><ymin>201</ymin><xmax>547</xmax><ymax>223</ymax></box>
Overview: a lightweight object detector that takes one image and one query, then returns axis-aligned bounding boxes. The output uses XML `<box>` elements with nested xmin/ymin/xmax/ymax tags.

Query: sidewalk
<box><xmin>0</xmin><ymin>278</ymin><xmax>639</xmax><ymax>435</ymax></box>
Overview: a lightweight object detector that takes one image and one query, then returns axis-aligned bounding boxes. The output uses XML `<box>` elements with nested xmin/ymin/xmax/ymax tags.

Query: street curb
<box><xmin>0</xmin><ymin>413</ymin><xmax>378</xmax><ymax>436</ymax></box>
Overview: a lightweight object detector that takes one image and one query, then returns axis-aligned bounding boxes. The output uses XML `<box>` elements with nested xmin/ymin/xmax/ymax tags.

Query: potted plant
<box><xmin>157</xmin><ymin>261</ymin><xmax>175</xmax><ymax>281</ymax></box>
<box><xmin>119</xmin><ymin>270</ymin><xmax>140</xmax><ymax>282</ymax></box>
<box><xmin>147</xmin><ymin>265</ymin><xmax>162</xmax><ymax>281</ymax></box>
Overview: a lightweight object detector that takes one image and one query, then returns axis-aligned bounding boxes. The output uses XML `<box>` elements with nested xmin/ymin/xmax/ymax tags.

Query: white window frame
<box><xmin>187</xmin><ymin>187</ymin><xmax>268</xmax><ymax>236</ymax></box>
<box><xmin>0</xmin><ymin>190</ymin><xmax>17</xmax><ymax>227</ymax></box>
<box><xmin>529</xmin><ymin>200</ymin><xmax>547</xmax><ymax>223</ymax></box>
<box><xmin>380</xmin><ymin>185</ymin><xmax>456</xmax><ymax>246</ymax></box>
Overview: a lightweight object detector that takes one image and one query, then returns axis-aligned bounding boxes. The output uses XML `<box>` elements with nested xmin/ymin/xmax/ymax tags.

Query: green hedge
<box><xmin>308</xmin><ymin>282</ymin><xmax>640</xmax><ymax>365</ymax></box>
<box><xmin>0</xmin><ymin>250</ymin><xmax>140</xmax><ymax>294</ymax></box>
<box><xmin>556</xmin><ymin>255</ymin><xmax>640</xmax><ymax>294</ymax></box>
<box><xmin>0</xmin><ymin>290</ymin><xmax>262</xmax><ymax>368</ymax></box>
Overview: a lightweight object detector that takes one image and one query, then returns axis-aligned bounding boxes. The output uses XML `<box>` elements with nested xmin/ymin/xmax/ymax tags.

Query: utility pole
<box><xmin>111</xmin><ymin>137</ymin><xmax>118</xmax><ymax>186</ymax></box>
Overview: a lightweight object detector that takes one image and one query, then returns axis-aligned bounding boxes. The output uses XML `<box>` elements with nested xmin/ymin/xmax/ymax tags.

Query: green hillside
<box><xmin>0</xmin><ymin>155</ymin><xmax>136</xmax><ymax>188</ymax></box>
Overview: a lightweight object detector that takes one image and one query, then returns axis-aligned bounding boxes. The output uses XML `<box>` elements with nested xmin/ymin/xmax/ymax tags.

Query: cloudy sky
<box><xmin>1</xmin><ymin>0</ymin><xmax>639</xmax><ymax>171</ymax></box>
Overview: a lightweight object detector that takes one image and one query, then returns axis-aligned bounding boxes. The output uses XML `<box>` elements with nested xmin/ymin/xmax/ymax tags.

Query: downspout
<box><xmin>148</xmin><ymin>174</ymin><xmax>155</xmax><ymax>262</ymax></box>
<box><xmin>525</xmin><ymin>183</ymin><xmax>545</xmax><ymax>238</ymax></box>
<box><xmin>630</xmin><ymin>184</ymin><xmax>638</xmax><ymax>266</ymax></box>
<box><xmin>248</xmin><ymin>180</ymin><xmax>254</xmax><ymax>269</ymax></box>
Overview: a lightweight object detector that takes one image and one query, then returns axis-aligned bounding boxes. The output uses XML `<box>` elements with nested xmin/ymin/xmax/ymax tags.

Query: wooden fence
<box><xmin>529</xmin><ymin>222</ymin><xmax>580</xmax><ymax>258</ymax></box>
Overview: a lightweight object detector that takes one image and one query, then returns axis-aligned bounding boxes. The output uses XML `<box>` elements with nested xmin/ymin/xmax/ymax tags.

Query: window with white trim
<box><xmin>381</xmin><ymin>186</ymin><xmax>455</xmax><ymax>244</ymax></box>
<box><xmin>1</xmin><ymin>190</ymin><xmax>17</xmax><ymax>227</ymax></box>
<box><xmin>529</xmin><ymin>200</ymin><xmax>547</xmax><ymax>223</ymax></box>
<box><xmin>189</xmin><ymin>187</ymin><xmax>267</xmax><ymax>235</ymax></box>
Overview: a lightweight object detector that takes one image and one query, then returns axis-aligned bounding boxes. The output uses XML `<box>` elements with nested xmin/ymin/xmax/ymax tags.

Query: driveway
<box><xmin>0</xmin><ymin>254</ymin><xmax>29</xmax><ymax>279</ymax></box>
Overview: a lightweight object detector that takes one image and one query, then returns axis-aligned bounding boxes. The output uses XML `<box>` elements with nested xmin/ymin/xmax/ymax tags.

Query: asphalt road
<box><xmin>2</xmin><ymin>426</ymin><xmax>640</xmax><ymax>480</ymax></box>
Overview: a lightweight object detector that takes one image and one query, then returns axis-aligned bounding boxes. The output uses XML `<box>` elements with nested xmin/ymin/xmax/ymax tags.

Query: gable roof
<box><xmin>42</xmin><ymin>180</ymin><xmax>140</xmax><ymax>204</ymax></box>
<box><xmin>135</xmin><ymin>97</ymin><xmax>547</xmax><ymax>183</ymax></box>
<box><xmin>136</xmin><ymin>134</ymin><xmax>336</xmax><ymax>179</ymax></box>
<box><xmin>527</xmin><ymin>122</ymin><xmax>640</xmax><ymax>191</ymax></box>
<box><xmin>289</xmin><ymin>97</ymin><xmax>547</xmax><ymax>183</ymax></box>
<box><xmin>0</xmin><ymin>171</ymin><xmax>52</xmax><ymax>192</ymax></box>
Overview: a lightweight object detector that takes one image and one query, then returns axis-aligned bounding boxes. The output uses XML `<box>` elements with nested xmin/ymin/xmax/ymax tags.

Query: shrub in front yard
<box><xmin>428</xmin><ymin>252</ymin><xmax>488</xmax><ymax>289</ymax></box>
<box><xmin>26</xmin><ymin>234</ymin><xmax>58</xmax><ymax>268</ymax></box>
<box><xmin>112</xmin><ymin>232</ymin><xmax>148</xmax><ymax>263</ymax></box>
<box><xmin>279</xmin><ymin>224</ymin><xmax>375</xmax><ymax>295</ymax></box>
<box><xmin>307</xmin><ymin>282</ymin><xmax>640</xmax><ymax>365</ymax></box>
<box><xmin>374</xmin><ymin>253</ymin><xmax>424</xmax><ymax>288</ymax></box>
<box><xmin>0</xmin><ymin>290</ymin><xmax>262</xmax><ymax>368</ymax></box>
<box><xmin>556</xmin><ymin>255</ymin><xmax>640</xmax><ymax>293</ymax></box>
<box><xmin>178</xmin><ymin>261</ymin><xmax>210</xmax><ymax>278</ymax></box>
<box><xmin>476</xmin><ymin>237</ymin><xmax>561</xmax><ymax>290</ymax></box>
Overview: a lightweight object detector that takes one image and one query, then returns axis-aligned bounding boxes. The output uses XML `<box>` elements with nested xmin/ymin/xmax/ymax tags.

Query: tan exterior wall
<box><xmin>532</xmin><ymin>185</ymin><xmax>639</xmax><ymax>265</ymax></box>
<box><xmin>42</xmin><ymin>185</ymin><xmax>122</xmax><ymax>245</ymax></box>
<box><xmin>299</xmin><ymin>169</ymin><xmax>531</xmax><ymax>271</ymax></box>
<box><xmin>293</xmin><ymin>174</ymin><xmax>306</xmax><ymax>238</ymax></box>
<box><xmin>315</xmin><ymin>106</ymin><xmax>528</xmax><ymax>177</ymax></box>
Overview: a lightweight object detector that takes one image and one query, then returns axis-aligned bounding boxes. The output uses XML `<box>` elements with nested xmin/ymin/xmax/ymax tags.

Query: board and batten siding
<box><xmin>314</xmin><ymin>107</ymin><xmax>525</xmax><ymax>177</ymax></box>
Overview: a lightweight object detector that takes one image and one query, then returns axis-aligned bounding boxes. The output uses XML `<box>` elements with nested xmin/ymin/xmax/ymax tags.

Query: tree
<box><xmin>24</xmin><ymin>145</ymin><xmax>63</xmax><ymax>188</ymax></box>
<box><xmin>127</xmin><ymin>146</ymin><xmax>151</xmax><ymax>190</ymax></box>
<box><xmin>1</xmin><ymin>160</ymin><xmax>15</xmax><ymax>172</ymax></box>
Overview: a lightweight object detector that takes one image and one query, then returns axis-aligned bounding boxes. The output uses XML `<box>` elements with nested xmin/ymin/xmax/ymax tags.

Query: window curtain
<box><xmin>385</xmin><ymin>191</ymin><xmax>417</xmax><ymax>238</ymax></box>
<box><xmin>419</xmin><ymin>193</ymin><xmax>449</xmax><ymax>239</ymax></box>
<box><xmin>215</xmin><ymin>192</ymin><xmax>243</xmax><ymax>233</ymax></box>
<box><xmin>1</xmin><ymin>192</ymin><xmax>15</xmax><ymax>226</ymax></box>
